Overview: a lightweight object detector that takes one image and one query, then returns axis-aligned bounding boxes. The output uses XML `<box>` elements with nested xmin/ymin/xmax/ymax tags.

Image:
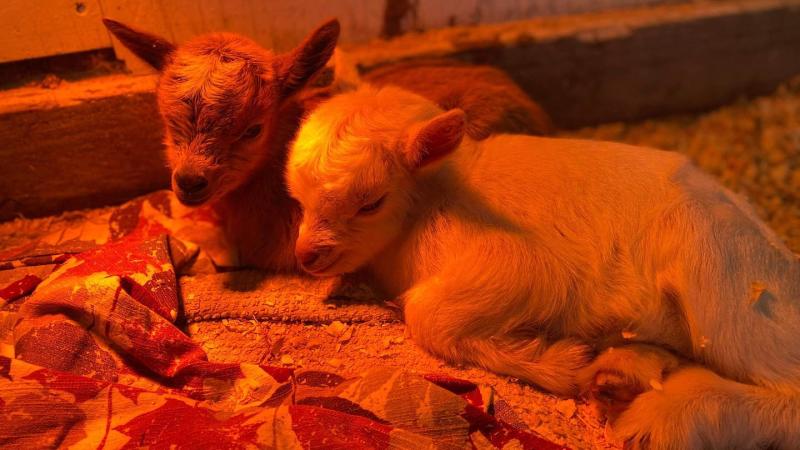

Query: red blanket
<box><xmin>0</xmin><ymin>192</ymin><xmax>565</xmax><ymax>449</ymax></box>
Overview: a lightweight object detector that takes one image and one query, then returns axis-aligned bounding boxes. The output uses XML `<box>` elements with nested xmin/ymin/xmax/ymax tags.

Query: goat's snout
<box><xmin>173</xmin><ymin>169</ymin><xmax>210</xmax><ymax>205</ymax></box>
<box><xmin>175</xmin><ymin>171</ymin><xmax>208</xmax><ymax>194</ymax></box>
<box><xmin>295</xmin><ymin>244</ymin><xmax>333</xmax><ymax>273</ymax></box>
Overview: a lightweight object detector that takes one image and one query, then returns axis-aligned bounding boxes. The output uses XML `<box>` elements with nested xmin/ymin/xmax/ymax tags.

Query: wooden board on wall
<box><xmin>0</xmin><ymin>0</ymin><xmax>112</xmax><ymax>63</ymax></box>
<box><xmin>350</xmin><ymin>0</ymin><xmax>800</xmax><ymax>127</ymax></box>
<box><xmin>413</xmin><ymin>0</ymin><xmax>685</xmax><ymax>30</ymax></box>
<box><xmin>99</xmin><ymin>0</ymin><xmax>678</xmax><ymax>74</ymax></box>
<box><xmin>100</xmin><ymin>0</ymin><xmax>385</xmax><ymax>74</ymax></box>
<box><xmin>0</xmin><ymin>0</ymin><xmax>687</xmax><ymax>72</ymax></box>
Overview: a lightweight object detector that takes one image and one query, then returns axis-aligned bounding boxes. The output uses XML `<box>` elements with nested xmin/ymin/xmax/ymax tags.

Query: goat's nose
<box><xmin>175</xmin><ymin>171</ymin><xmax>208</xmax><ymax>194</ymax></box>
<box><xmin>296</xmin><ymin>245</ymin><xmax>331</xmax><ymax>270</ymax></box>
<box><xmin>299</xmin><ymin>249</ymin><xmax>320</xmax><ymax>268</ymax></box>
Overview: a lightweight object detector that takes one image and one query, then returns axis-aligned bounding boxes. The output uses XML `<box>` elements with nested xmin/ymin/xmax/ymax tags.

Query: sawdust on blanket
<box><xmin>2</xmin><ymin>76</ymin><xmax>799</xmax><ymax>450</ymax></box>
<box><xmin>176</xmin><ymin>269</ymin><xmax>612</xmax><ymax>448</ymax></box>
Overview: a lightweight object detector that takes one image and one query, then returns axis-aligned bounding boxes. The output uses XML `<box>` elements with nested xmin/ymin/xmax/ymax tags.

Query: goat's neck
<box><xmin>213</xmin><ymin>93</ymin><xmax>321</xmax><ymax>271</ymax></box>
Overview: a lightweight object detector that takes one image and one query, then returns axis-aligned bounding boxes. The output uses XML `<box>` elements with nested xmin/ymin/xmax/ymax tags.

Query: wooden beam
<box><xmin>100</xmin><ymin>0</ymin><xmax>675</xmax><ymax>75</ymax></box>
<box><xmin>348</xmin><ymin>0</ymin><xmax>800</xmax><ymax>127</ymax></box>
<box><xmin>100</xmin><ymin>0</ymin><xmax>384</xmax><ymax>75</ymax></box>
<box><xmin>0</xmin><ymin>0</ymin><xmax>111</xmax><ymax>63</ymax></box>
<box><xmin>0</xmin><ymin>76</ymin><xmax>167</xmax><ymax>221</ymax></box>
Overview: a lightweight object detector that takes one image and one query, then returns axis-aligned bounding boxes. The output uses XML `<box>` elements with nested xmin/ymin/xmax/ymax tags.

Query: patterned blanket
<box><xmin>0</xmin><ymin>191</ymin><xmax>565</xmax><ymax>449</ymax></box>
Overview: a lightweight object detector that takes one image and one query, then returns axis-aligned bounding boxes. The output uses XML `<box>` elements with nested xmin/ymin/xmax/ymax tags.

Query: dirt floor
<box><xmin>2</xmin><ymin>76</ymin><xmax>799</xmax><ymax>449</ymax></box>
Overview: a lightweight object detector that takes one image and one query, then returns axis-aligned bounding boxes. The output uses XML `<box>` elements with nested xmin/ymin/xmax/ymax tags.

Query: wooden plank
<box><xmin>100</xmin><ymin>0</ymin><xmax>679</xmax><ymax>74</ymax></box>
<box><xmin>2</xmin><ymin>0</ymin><xmax>800</xmax><ymax>221</ymax></box>
<box><xmin>0</xmin><ymin>75</ymin><xmax>167</xmax><ymax>221</ymax></box>
<box><xmin>348</xmin><ymin>0</ymin><xmax>800</xmax><ymax>127</ymax></box>
<box><xmin>0</xmin><ymin>0</ymin><xmax>725</xmax><ymax>66</ymax></box>
<box><xmin>0</xmin><ymin>0</ymin><xmax>111</xmax><ymax>63</ymax></box>
<box><xmin>101</xmin><ymin>0</ymin><xmax>384</xmax><ymax>74</ymax></box>
<box><xmin>413</xmin><ymin>0</ymin><xmax>685</xmax><ymax>30</ymax></box>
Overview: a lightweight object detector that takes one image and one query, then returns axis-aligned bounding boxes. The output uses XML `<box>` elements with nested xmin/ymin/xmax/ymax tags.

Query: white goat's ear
<box><xmin>279</xmin><ymin>18</ymin><xmax>341</xmax><ymax>96</ymax></box>
<box><xmin>405</xmin><ymin>109</ymin><xmax>466</xmax><ymax>169</ymax></box>
<box><xmin>102</xmin><ymin>19</ymin><xmax>175</xmax><ymax>71</ymax></box>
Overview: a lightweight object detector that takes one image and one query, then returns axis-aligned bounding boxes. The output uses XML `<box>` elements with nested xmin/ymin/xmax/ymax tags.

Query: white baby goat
<box><xmin>286</xmin><ymin>85</ymin><xmax>800</xmax><ymax>449</ymax></box>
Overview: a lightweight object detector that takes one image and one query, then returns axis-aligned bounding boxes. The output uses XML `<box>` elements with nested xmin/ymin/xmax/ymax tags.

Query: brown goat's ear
<box><xmin>279</xmin><ymin>18</ymin><xmax>340</xmax><ymax>96</ymax></box>
<box><xmin>405</xmin><ymin>109</ymin><xmax>467</xmax><ymax>170</ymax></box>
<box><xmin>103</xmin><ymin>19</ymin><xmax>176</xmax><ymax>71</ymax></box>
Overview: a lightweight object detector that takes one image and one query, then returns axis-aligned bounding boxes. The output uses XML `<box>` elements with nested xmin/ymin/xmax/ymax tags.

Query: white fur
<box><xmin>287</xmin><ymin>85</ymin><xmax>800</xmax><ymax>449</ymax></box>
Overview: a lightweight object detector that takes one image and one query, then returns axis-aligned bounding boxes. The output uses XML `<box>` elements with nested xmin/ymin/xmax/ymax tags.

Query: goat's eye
<box><xmin>358</xmin><ymin>194</ymin><xmax>387</xmax><ymax>215</ymax></box>
<box><xmin>241</xmin><ymin>124</ymin><xmax>262</xmax><ymax>140</ymax></box>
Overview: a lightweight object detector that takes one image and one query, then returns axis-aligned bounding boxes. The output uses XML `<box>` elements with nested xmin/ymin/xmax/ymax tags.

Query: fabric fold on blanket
<box><xmin>0</xmin><ymin>191</ymin><xmax>566</xmax><ymax>449</ymax></box>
